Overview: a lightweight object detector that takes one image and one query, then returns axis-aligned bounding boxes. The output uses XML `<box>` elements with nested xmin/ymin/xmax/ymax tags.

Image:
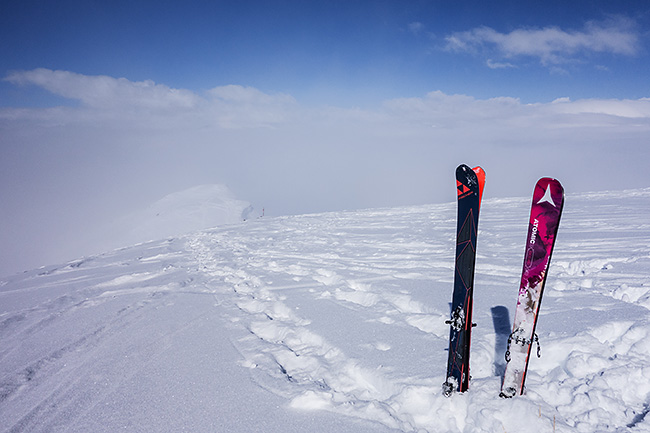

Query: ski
<box><xmin>443</xmin><ymin>164</ymin><xmax>484</xmax><ymax>396</ymax></box>
<box><xmin>500</xmin><ymin>178</ymin><xmax>564</xmax><ymax>398</ymax></box>
<box><xmin>473</xmin><ymin>166</ymin><xmax>486</xmax><ymax>209</ymax></box>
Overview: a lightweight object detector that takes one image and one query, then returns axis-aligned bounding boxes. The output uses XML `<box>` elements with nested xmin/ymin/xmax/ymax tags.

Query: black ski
<box><xmin>443</xmin><ymin>164</ymin><xmax>484</xmax><ymax>396</ymax></box>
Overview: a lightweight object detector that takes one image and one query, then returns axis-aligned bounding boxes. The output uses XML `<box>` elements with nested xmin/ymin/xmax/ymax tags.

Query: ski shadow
<box><xmin>491</xmin><ymin>306</ymin><xmax>511</xmax><ymax>377</ymax></box>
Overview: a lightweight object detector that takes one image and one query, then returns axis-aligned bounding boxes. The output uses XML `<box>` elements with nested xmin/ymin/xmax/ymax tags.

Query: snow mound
<box><xmin>113</xmin><ymin>184</ymin><xmax>254</xmax><ymax>247</ymax></box>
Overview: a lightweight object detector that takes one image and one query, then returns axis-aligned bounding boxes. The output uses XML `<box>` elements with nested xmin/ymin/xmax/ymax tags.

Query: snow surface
<box><xmin>1</xmin><ymin>188</ymin><xmax>650</xmax><ymax>432</ymax></box>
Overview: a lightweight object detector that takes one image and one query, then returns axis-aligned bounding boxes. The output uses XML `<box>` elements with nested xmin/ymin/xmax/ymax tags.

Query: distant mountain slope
<box><xmin>100</xmin><ymin>184</ymin><xmax>254</xmax><ymax>251</ymax></box>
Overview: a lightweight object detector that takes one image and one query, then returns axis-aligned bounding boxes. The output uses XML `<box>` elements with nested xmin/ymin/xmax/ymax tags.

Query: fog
<box><xmin>1</xmin><ymin>69</ymin><xmax>649</xmax><ymax>276</ymax></box>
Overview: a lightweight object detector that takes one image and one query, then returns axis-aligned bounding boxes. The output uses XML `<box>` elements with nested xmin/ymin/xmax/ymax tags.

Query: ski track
<box><xmin>1</xmin><ymin>189</ymin><xmax>650</xmax><ymax>432</ymax></box>
<box><xmin>0</xmin><ymin>240</ymin><xmax>213</xmax><ymax>433</ymax></box>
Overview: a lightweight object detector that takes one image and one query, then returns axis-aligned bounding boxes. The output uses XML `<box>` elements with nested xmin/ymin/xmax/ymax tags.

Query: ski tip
<box><xmin>456</xmin><ymin>164</ymin><xmax>472</xmax><ymax>176</ymax></box>
<box><xmin>499</xmin><ymin>387</ymin><xmax>516</xmax><ymax>399</ymax></box>
<box><xmin>456</xmin><ymin>164</ymin><xmax>484</xmax><ymax>173</ymax></box>
<box><xmin>536</xmin><ymin>177</ymin><xmax>564</xmax><ymax>194</ymax></box>
<box><xmin>456</xmin><ymin>164</ymin><xmax>480</xmax><ymax>195</ymax></box>
<box><xmin>534</xmin><ymin>177</ymin><xmax>565</xmax><ymax>209</ymax></box>
<box><xmin>456</xmin><ymin>164</ymin><xmax>483</xmax><ymax>175</ymax></box>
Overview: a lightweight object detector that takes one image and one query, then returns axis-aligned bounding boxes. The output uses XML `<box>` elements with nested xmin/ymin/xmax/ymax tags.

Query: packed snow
<box><xmin>1</xmin><ymin>187</ymin><xmax>650</xmax><ymax>432</ymax></box>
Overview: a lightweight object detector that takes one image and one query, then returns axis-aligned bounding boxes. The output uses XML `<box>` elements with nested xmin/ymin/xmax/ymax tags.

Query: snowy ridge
<box><xmin>1</xmin><ymin>188</ymin><xmax>649</xmax><ymax>432</ymax></box>
<box><xmin>95</xmin><ymin>184</ymin><xmax>254</xmax><ymax>254</ymax></box>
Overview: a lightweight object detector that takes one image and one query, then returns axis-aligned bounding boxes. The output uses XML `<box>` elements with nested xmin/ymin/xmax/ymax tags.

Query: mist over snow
<box><xmin>86</xmin><ymin>184</ymin><xmax>256</xmax><ymax>262</ymax></box>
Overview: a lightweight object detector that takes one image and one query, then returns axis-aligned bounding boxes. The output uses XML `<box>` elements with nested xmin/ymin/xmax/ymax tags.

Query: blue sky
<box><xmin>1</xmin><ymin>0</ymin><xmax>650</xmax><ymax>276</ymax></box>
<box><xmin>2</xmin><ymin>0</ymin><xmax>649</xmax><ymax>106</ymax></box>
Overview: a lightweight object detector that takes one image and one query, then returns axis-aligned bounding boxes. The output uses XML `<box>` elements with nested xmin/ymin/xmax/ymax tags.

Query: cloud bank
<box><xmin>5</xmin><ymin>68</ymin><xmax>649</xmax><ymax>130</ymax></box>
<box><xmin>1</xmin><ymin>68</ymin><xmax>650</xmax><ymax>276</ymax></box>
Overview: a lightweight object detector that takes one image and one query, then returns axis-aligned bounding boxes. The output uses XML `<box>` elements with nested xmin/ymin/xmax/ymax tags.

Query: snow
<box><xmin>87</xmin><ymin>184</ymin><xmax>254</xmax><ymax>256</ymax></box>
<box><xmin>2</xmin><ymin>187</ymin><xmax>650</xmax><ymax>432</ymax></box>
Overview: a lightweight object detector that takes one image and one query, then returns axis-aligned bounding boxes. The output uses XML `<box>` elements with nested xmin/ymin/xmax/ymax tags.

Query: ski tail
<box><xmin>500</xmin><ymin>177</ymin><xmax>564</xmax><ymax>398</ymax></box>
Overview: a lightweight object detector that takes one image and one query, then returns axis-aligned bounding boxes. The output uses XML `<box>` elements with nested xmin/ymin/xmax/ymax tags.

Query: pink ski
<box><xmin>500</xmin><ymin>178</ymin><xmax>564</xmax><ymax>398</ymax></box>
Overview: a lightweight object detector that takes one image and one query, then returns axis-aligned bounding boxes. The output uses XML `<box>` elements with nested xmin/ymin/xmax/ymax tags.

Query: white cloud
<box><xmin>4</xmin><ymin>69</ymin><xmax>650</xmax><ymax>137</ymax></box>
<box><xmin>208</xmin><ymin>84</ymin><xmax>294</xmax><ymax>105</ymax></box>
<box><xmin>548</xmin><ymin>97</ymin><xmax>650</xmax><ymax>118</ymax></box>
<box><xmin>486</xmin><ymin>59</ymin><xmax>516</xmax><ymax>69</ymax></box>
<box><xmin>3</xmin><ymin>69</ymin><xmax>298</xmax><ymax>129</ymax></box>
<box><xmin>445</xmin><ymin>17</ymin><xmax>639</xmax><ymax>66</ymax></box>
<box><xmin>4</xmin><ymin>68</ymin><xmax>201</xmax><ymax>110</ymax></box>
<box><xmin>4</xmin><ymin>69</ymin><xmax>650</xmax><ymax>132</ymax></box>
<box><xmin>408</xmin><ymin>22</ymin><xmax>424</xmax><ymax>34</ymax></box>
